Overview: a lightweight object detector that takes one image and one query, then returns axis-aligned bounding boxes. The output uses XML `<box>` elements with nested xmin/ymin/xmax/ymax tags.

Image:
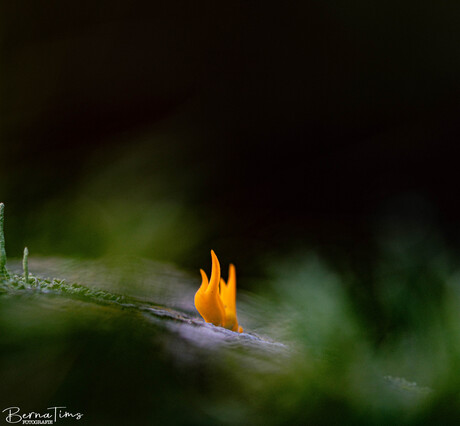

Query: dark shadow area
<box><xmin>1</xmin><ymin>0</ymin><xmax>460</xmax><ymax>369</ymax></box>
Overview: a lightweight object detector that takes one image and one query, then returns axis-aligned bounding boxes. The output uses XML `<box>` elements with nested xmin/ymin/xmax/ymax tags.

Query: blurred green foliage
<box><xmin>1</xmin><ymin>226</ymin><xmax>460</xmax><ymax>424</ymax></box>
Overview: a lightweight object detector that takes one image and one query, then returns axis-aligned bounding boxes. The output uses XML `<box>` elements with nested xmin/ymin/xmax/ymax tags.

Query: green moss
<box><xmin>0</xmin><ymin>203</ymin><xmax>126</xmax><ymax>304</ymax></box>
<box><xmin>0</xmin><ymin>273</ymin><xmax>126</xmax><ymax>303</ymax></box>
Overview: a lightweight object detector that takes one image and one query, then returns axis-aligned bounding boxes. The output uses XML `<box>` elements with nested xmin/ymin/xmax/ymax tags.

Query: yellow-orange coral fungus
<box><xmin>220</xmin><ymin>264</ymin><xmax>243</xmax><ymax>333</ymax></box>
<box><xmin>194</xmin><ymin>250</ymin><xmax>243</xmax><ymax>333</ymax></box>
<box><xmin>194</xmin><ymin>250</ymin><xmax>226</xmax><ymax>327</ymax></box>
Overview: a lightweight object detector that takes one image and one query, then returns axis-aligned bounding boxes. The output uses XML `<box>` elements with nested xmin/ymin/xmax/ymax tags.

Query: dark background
<box><xmin>1</xmin><ymin>1</ymin><xmax>460</xmax><ymax>336</ymax></box>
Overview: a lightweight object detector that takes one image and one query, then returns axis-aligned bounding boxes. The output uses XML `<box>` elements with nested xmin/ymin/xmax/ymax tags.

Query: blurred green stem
<box><xmin>0</xmin><ymin>203</ymin><xmax>9</xmax><ymax>278</ymax></box>
<box><xmin>23</xmin><ymin>247</ymin><xmax>29</xmax><ymax>283</ymax></box>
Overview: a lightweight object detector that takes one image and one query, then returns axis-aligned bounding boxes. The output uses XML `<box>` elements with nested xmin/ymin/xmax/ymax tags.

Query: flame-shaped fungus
<box><xmin>194</xmin><ymin>250</ymin><xmax>243</xmax><ymax>333</ymax></box>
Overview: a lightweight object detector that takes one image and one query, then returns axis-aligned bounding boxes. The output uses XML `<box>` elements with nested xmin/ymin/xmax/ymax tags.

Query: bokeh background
<box><xmin>2</xmin><ymin>0</ymin><xmax>460</xmax><ymax>336</ymax></box>
<box><xmin>2</xmin><ymin>3</ymin><xmax>460</xmax><ymax>421</ymax></box>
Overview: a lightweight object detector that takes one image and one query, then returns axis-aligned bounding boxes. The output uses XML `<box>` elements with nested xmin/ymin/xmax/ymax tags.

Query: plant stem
<box><xmin>0</xmin><ymin>203</ymin><xmax>9</xmax><ymax>278</ymax></box>
<box><xmin>23</xmin><ymin>247</ymin><xmax>29</xmax><ymax>283</ymax></box>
